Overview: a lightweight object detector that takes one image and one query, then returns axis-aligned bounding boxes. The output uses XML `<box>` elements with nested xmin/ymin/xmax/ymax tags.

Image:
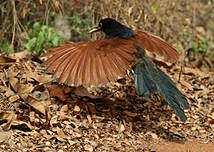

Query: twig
<box><xmin>178</xmin><ymin>65</ymin><xmax>183</xmax><ymax>83</ymax></box>
<box><xmin>10</xmin><ymin>0</ymin><xmax>17</xmax><ymax>46</ymax></box>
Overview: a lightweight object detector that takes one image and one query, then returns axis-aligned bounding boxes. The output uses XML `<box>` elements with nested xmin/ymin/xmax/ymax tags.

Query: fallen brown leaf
<box><xmin>74</xmin><ymin>86</ymin><xmax>100</xmax><ymax>98</ymax></box>
<box><xmin>123</xmin><ymin>110</ymin><xmax>138</xmax><ymax>117</ymax></box>
<box><xmin>0</xmin><ymin>55</ymin><xmax>16</xmax><ymax>63</ymax></box>
<box><xmin>46</xmin><ymin>84</ymin><xmax>73</xmax><ymax>101</ymax></box>
<box><xmin>84</xmin><ymin>144</ymin><xmax>93</xmax><ymax>152</ymax></box>
<box><xmin>0</xmin><ymin>131</ymin><xmax>12</xmax><ymax>143</ymax></box>
<box><xmin>60</xmin><ymin>104</ymin><xmax>72</xmax><ymax>120</ymax></box>
<box><xmin>9</xmin><ymin>50</ymin><xmax>31</xmax><ymax>59</ymax></box>
<box><xmin>27</xmin><ymin>95</ymin><xmax>46</xmax><ymax>115</ymax></box>
<box><xmin>0</xmin><ymin>111</ymin><xmax>16</xmax><ymax>131</ymax></box>
<box><xmin>50</xmin><ymin>115</ymin><xmax>59</xmax><ymax>127</ymax></box>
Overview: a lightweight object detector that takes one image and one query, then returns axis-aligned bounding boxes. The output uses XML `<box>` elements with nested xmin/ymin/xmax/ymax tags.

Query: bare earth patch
<box><xmin>154</xmin><ymin>141</ymin><xmax>214</xmax><ymax>152</ymax></box>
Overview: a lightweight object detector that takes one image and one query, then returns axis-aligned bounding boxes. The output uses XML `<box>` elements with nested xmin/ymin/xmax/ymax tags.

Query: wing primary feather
<box><xmin>46</xmin><ymin>49</ymin><xmax>70</xmax><ymax>67</ymax></box>
<box><xmin>84</xmin><ymin>55</ymin><xmax>92</xmax><ymax>85</ymax></box>
<box><xmin>75</xmin><ymin>48</ymin><xmax>87</xmax><ymax>85</ymax></box>
<box><xmin>89</xmin><ymin>54</ymin><xmax>98</xmax><ymax>85</ymax></box>
<box><xmin>64</xmin><ymin>51</ymin><xmax>82</xmax><ymax>85</ymax></box>
<box><xmin>150</xmin><ymin>35</ymin><xmax>178</xmax><ymax>59</ymax></box>
<box><xmin>70</xmin><ymin>53</ymin><xmax>83</xmax><ymax>86</ymax></box>
<box><xmin>45</xmin><ymin>37</ymin><xmax>137</xmax><ymax>86</ymax></box>
<box><xmin>115</xmin><ymin>48</ymin><xmax>134</xmax><ymax>64</ymax></box>
<box><xmin>96</xmin><ymin>54</ymin><xmax>108</xmax><ymax>84</ymax></box>
<box><xmin>107</xmin><ymin>52</ymin><xmax>125</xmax><ymax>76</ymax></box>
<box><xmin>45</xmin><ymin>45</ymin><xmax>76</xmax><ymax>57</ymax></box>
<box><xmin>81</xmin><ymin>50</ymin><xmax>91</xmax><ymax>85</ymax></box>
<box><xmin>46</xmin><ymin>47</ymin><xmax>78</xmax><ymax>70</ymax></box>
<box><xmin>104</xmin><ymin>54</ymin><xmax>119</xmax><ymax>81</ymax></box>
<box><xmin>113</xmin><ymin>51</ymin><xmax>132</xmax><ymax>70</ymax></box>
<box><xmin>57</xmin><ymin>50</ymin><xmax>81</xmax><ymax>83</ymax></box>
<box><xmin>93</xmin><ymin>54</ymin><xmax>101</xmax><ymax>85</ymax></box>
<box><xmin>53</xmin><ymin>50</ymin><xmax>74</xmax><ymax>79</ymax></box>
<box><xmin>133</xmin><ymin>30</ymin><xmax>178</xmax><ymax>60</ymax></box>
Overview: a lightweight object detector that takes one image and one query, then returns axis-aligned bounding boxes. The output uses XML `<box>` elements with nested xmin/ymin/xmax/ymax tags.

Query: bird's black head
<box><xmin>90</xmin><ymin>18</ymin><xmax>135</xmax><ymax>39</ymax></box>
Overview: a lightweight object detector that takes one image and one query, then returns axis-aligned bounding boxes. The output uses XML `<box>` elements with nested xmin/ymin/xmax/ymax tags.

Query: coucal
<box><xmin>44</xmin><ymin>18</ymin><xmax>189</xmax><ymax>122</ymax></box>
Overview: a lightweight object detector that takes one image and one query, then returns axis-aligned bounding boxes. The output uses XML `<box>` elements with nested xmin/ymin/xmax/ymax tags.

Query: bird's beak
<box><xmin>89</xmin><ymin>26</ymin><xmax>101</xmax><ymax>33</ymax></box>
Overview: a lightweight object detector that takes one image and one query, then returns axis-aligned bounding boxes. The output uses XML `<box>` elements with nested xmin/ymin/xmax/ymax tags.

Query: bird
<box><xmin>44</xmin><ymin>18</ymin><xmax>189</xmax><ymax>122</ymax></box>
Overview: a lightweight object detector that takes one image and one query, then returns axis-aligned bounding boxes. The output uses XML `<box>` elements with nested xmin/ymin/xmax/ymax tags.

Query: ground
<box><xmin>0</xmin><ymin>50</ymin><xmax>213</xmax><ymax>152</ymax></box>
<box><xmin>0</xmin><ymin>0</ymin><xmax>214</xmax><ymax>151</ymax></box>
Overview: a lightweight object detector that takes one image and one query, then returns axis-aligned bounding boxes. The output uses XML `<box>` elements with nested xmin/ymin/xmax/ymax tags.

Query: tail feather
<box><xmin>134</xmin><ymin>62</ymin><xmax>158</xmax><ymax>97</ymax></box>
<box><xmin>134</xmin><ymin>46</ymin><xmax>189</xmax><ymax>122</ymax></box>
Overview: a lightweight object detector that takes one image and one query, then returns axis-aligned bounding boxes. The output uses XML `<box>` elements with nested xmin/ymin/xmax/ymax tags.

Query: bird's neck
<box><xmin>104</xmin><ymin>25</ymin><xmax>136</xmax><ymax>39</ymax></box>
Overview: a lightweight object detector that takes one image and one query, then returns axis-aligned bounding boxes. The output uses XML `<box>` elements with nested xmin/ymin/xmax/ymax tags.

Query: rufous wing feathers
<box><xmin>132</xmin><ymin>30</ymin><xmax>178</xmax><ymax>60</ymax></box>
<box><xmin>44</xmin><ymin>38</ymin><xmax>136</xmax><ymax>87</ymax></box>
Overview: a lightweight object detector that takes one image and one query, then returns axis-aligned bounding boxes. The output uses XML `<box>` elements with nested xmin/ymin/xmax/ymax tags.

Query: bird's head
<box><xmin>90</xmin><ymin>18</ymin><xmax>135</xmax><ymax>39</ymax></box>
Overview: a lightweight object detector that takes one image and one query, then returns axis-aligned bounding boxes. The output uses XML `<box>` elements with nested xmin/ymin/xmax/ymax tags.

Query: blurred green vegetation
<box><xmin>0</xmin><ymin>39</ymin><xmax>15</xmax><ymax>54</ymax></box>
<box><xmin>0</xmin><ymin>0</ymin><xmax>213</xmax><ymax>58</ymax></box>
<box><xmin>71</xmin><ymin>12</ymin><xmax>92</xmax><ymax>39</ymax></box>
<box><xmin>22</xmin><ymin>22</ymin><xmax>65</xmax><ymax>56</ymax></box>
<box><xmin>180</xmin><ymin>30</ymin><xmax>211</xmax><ymax>56</ymax></box>
<box><xmin>189</xmin><ymin>38</ymin><xmax>210</xmax><ymax>55</ymax></box>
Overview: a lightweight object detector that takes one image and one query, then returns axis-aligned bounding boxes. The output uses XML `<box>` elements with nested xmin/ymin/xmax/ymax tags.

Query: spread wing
<box><xmin>132</xmin><ymin>30</ymin><xmax>178</xmax><ymax>60</ymax></box>
<box><xmin>44</xmin><ymin>38</ymin><xmax>136</xmax><ymax>87</ymax></box>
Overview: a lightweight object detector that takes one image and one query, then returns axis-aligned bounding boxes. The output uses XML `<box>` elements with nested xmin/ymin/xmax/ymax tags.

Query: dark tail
<box><xmin>133</xmin><ymin>45</ymin><xmax>189</xmax><ymax>122</ymax></box>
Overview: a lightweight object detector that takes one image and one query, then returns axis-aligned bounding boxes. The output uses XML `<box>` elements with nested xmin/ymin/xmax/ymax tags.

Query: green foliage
<box><xmin>116</xmin><ymin>134</ymin><xmax>123</xmax><ymax>139</ymax></box>
<box><xmin>151</xmin><ymin>2</ymin><xmax>158</xmax><ymax>14</ymax></box>
<box><xmin>198</xmin><ymin>38</ymin><xmax>210</xmax><ymax>53</ymax></box>
<box><xmin>188</xmin><ymin>38</ymin><xmax>210</xmax><ymax>55</ymax></box>
<box><xmin>181</xmin><ymin>30</ymin><xmax>211</xmax><ymax>56</ymax></box>
<box><xmin>0</xmin><ymin>39</ymin><xmax>14</xmax><ymax>54</ymax></box>
<box><xmin>22</xmin><ymin>22</ymin><xmax>65</xmax><ymax>56</ymax></box>
<box><xmin>71</xmin><ymin>12</ymin><xmax>92</xmax><ymax>38</ymax></box>
<box><xmin>175</xmin><ymin>46</ymin><xmax>182</xmax><ymax>55</ymax></box>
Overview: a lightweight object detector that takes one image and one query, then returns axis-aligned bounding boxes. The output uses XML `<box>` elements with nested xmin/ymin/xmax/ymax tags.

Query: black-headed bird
<box><xmin>44</xmin><ymin>18</ymin><xmax>189</xmax><ymax>122</ymax></box>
